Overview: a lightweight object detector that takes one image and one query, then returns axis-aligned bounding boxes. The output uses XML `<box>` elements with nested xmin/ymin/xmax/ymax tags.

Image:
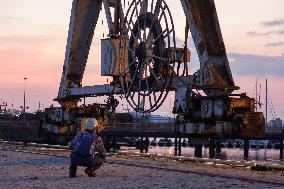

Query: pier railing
<box><xmin>0</xmin><ymin>120</ymin><xmax>40</xmax><ymax>142</ymax></box>
<box><xmin>105</xmin><ymin>122</ymin><xmax>175</xmax><ymax>132</ymax></box>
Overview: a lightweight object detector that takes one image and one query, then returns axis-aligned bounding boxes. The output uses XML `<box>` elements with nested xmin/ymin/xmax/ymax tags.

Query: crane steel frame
<box><xmin>51</xmin><ymin>0</ymin><xmax>264</xmax><ymax>139</ymax></box>
<box><xmin>57</xmin><ymin>0</ymin><xmax>237</xmax><ymax>106</ymax></box>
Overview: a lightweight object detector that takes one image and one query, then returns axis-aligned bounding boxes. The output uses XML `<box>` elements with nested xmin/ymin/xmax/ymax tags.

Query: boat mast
<box><xmin>265</xmin><ymin>78</ymin><xmax>268</xmax><ymax>125</ymax></box>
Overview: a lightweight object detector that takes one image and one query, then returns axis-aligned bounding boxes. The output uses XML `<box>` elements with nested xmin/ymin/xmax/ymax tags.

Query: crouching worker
<box><xmin>69</xmin><ymin>118</ymin><xmax>106</xmax><ymax>178</ymax></box>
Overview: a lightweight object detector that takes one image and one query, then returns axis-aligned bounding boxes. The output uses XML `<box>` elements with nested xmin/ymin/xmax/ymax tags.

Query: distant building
<box><xmin>147</xmin><ymin>114</ymin><xmax>174</xmax><ymax>123</ymax></box>
<box><xmin>130</xmin><ymin>112</ymin><xmax>174</xmax><ymax>123</ymax></box>
<box><xmin>266</xmin><ymin>118</ymin><xmax>283</xmax><ymax>133</ymax></box>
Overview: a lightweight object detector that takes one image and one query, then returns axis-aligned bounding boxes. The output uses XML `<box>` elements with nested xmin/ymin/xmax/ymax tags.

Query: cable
<box><xmin>268</xmin><ymin>91</ymin><xmax>277</xmax><ymax>119</ymax></box>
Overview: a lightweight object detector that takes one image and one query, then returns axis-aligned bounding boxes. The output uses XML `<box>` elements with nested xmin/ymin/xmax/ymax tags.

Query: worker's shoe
<box><xmin>69</xmin><ymin>165</ymin><xmax>77</xmax><ymax>178</ymax></box>
<box><xmin>69</xmin><ymin>170</ymin><xmax>76</xmax><ymax>178</ymax></box>
<box><xmin>87</xmin><ymin>172</ymin><xmax>97</xmax><ymax>177</ymax></box>
<box><xmin>85</xmin><ymin>167</ymin><xmax>97</xmax><ymax>177</ymax></box>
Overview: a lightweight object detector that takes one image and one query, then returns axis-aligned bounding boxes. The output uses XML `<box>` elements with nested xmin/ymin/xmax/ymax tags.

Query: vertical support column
<box><xmin>112</xmin><ymin>136</ymin><xmax>116</xmax><ymax>153</ymax></box>
<box><xmin>104</xmin><ymin>136</ymin><xmax>110</xmax><ymax>153</ymax></box>
<box><xmin>102</xmin><ymin>0</ymin><xmax>114</xmax><ymax>34</ymax></box>
<box><xmin>140</xmin><ymin>136</ymin><xmax>144</xmax><ymax>153</ymax></box>
<box><xmin>279</xmin><ymin>139</ymin><xmax>283</xmax><ymax>160</ymax></box>
<box><xmin>174</xmin><ymin>123</ymin><xmax>178</xmax><ymax>156</ymax></box>
<box><xmin>216</xmin><ymin>139</ymin><xmax>221</xmax><ymax>158</ymax></box>
<box><xmin>178</xmin><ymin>137</ymin><xmax>182</xmax><ymax>156</ymax></box>
<box><xmin>194</xmin><ymin>144</ymin><xmax>202</xmax><ymax>158</ymax></box>
<box><xmin>174</xmin><ymin>137</ymin><xmax>178</xmax><ymax>156</ymax></box>
<box><xmin>209</xmin><ymin>138</ymin><xmax>215</xmax><ymax>159</ymax></box>
<box><xmin>244</xmin><ymin>139</ymin><xmax>249</xmax><ymax>160</ymax></box>
<box><xmin>113</xmin><ymin>0</ymin><xmax>120</xmax><ymax>34</ymax></box>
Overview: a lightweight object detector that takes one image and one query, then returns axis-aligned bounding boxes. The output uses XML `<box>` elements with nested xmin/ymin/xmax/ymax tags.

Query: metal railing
<box><xmin>105</xmin><ymin>122</ymin><xmax>175</xmax><ymax>132</ymax></box>
<box><xmin>0</xmin><ymin>120</ymin><xmax>40</xmax><ymax>142</ymax></box>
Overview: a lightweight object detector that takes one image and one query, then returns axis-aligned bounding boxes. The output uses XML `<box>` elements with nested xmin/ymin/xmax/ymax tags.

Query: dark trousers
<box><xmin>70</xmin><ymin>153</ymin><xmax>105</xmax><ymax>175</ymax></box>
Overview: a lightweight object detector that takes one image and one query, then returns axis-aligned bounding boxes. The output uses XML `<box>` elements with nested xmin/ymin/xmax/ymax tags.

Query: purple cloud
<box><xmin>261</xmin><ymin>18</ymin><xmax>284</xmax><ymax>26</ymax></box>
<box><xmin>246</xmin><ymin>31</ymin><xmax>275</xmax><ymax>36</ymax></box>
<box><xmin>265</xmin><ymin>42</ymin><xmax>284</xmax><ymax>47</ymax></box>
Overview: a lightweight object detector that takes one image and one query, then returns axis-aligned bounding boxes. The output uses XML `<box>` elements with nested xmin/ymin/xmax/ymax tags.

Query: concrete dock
<box><xmin>1</xmin><ymin>150</ymin><xmax>284</xmax><ymax>189</ymax></box>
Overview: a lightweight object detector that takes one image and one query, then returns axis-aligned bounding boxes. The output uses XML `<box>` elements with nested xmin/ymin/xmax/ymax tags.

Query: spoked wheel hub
<box><xmin>120</xmin><ymin>0</ymin><xmax>176</xmax><ymax>113</ymax></box>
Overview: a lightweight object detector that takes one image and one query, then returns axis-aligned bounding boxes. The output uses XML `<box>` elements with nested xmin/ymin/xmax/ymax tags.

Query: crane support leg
<box><xmin>58</xmin><ymin>0</ymin><xmax>102</xmax><ymax>107</ymax></box>
<box><xmin>180</xmin><ymin>0</ymin><xmax>237</xmax><ymax>96</ymax></box>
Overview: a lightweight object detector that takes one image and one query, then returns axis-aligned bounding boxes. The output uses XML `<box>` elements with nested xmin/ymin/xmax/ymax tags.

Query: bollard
<box><xmin>244</xmin><ymin>139</ymin><xmax>249</xmax><ymax>160</ymax></box>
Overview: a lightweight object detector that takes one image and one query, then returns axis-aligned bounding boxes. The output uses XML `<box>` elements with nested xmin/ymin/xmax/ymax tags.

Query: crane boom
<box><xmin>181</xmin><ymin>0</ymin><xmax>237</xmax><ymax>96</ymax></box>
<box><xmin>58</xmin><ymin>0</ymin><xmax>102</xmax><ymax>107</ymax></box>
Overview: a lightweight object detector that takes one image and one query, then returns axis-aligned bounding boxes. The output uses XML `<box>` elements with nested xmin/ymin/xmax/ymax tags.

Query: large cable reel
<box><xmin>119</xmin><ymin>0</ymin><xmax>176</xmax><ymax>113</ymax></box>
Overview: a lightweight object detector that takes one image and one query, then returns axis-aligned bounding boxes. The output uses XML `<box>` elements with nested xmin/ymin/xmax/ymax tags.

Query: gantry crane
<box><xmin>43</xmin><ymin>0</ymin><xmax>265</xmax><ymax>143</ymax></box>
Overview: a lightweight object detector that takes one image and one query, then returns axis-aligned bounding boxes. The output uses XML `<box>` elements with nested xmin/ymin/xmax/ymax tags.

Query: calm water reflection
<box><xmin>120</xmin><ymin>146</ymin><xmax>283</xmax><ymax>163</ymax></box>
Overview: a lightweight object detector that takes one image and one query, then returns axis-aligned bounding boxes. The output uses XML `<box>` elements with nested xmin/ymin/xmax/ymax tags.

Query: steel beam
<box><xmin>69</xmin><ymin>85</ymin><xmax>123</xmax><ymax>97</ymax></box>
<box><xmin>102</xmin><ymin>0</ymin><xmax>114</xmax><ymax>33</ymax></box>
<box><xmin>180</xmin><ymin>0</ymin><xmax>236</xmax><ymax>96</ymax></box>
<box><xmin>58</xmin><ymin>0</ymin><xmax>102</xmax><ymax>105</ymax></box>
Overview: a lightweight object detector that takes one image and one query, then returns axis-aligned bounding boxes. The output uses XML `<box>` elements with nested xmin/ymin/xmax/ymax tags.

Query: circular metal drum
<box><xmin>120</xmin><ymin>0</ymin><xmax>176</xmax><ymax>113</ymax></box>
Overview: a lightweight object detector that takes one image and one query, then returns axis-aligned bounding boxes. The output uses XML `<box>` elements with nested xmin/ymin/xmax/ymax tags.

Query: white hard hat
<box><xmin>85</xmin><ymin>118</ymin><xmax>98</xmax><ymax>131</ymax></box>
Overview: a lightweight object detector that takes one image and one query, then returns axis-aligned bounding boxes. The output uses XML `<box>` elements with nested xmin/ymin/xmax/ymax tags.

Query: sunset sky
<box><xmin>0</xmin><ymin>0</ymin><xmax>284</xmax><ymax>120</ymax></box>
